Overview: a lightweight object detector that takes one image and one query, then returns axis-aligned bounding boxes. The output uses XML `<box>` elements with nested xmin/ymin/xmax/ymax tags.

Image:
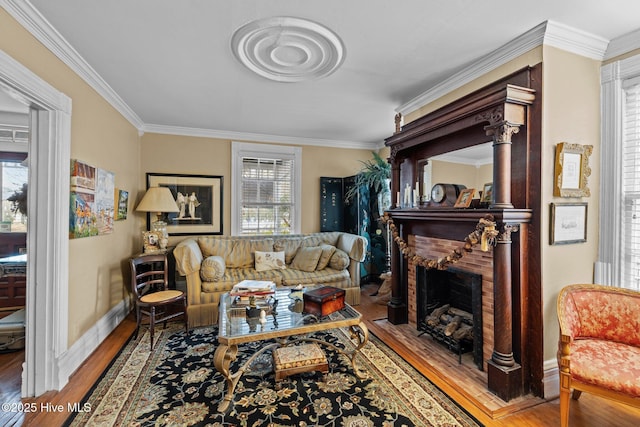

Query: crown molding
<box><xmin>605</xmin><ymin>27</ymin><xmax>640</xmax><ymax>61</ymax></box>
<box><xmin>141</xmin><ymin>123</ymin><xmax>378</xmax><ymax>150</ymax></box>
<box><xmin>543</xmin><ymin>20</ymin><xmax>609</xmax><ymax>60</ymax></box>
<box><xmin>398</xmin><ymin>20</ymin><xmax>609</xmax><ymax>116</ymax></box>
<box><xmin>2</xmin><ymin>0</ymin><xmax>144</xmax><ymax>129</ymax></box>
<box><xmin>4</xmin><ymin>1</ymin><xmax>375</xmax><ymax>149</ymax></box>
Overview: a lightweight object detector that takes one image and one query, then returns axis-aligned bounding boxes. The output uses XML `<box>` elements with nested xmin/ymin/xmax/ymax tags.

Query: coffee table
<box><xmin>213</xmin><ymin>286</ymin><xmax>369</xmax><ymax>412</ymax></box>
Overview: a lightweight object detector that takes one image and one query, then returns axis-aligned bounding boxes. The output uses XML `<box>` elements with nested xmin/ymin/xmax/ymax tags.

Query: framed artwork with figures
<box><xmin>146</xmin><ymin>173</ymin><xmax>223</xmax><ymax>236</ymax></box>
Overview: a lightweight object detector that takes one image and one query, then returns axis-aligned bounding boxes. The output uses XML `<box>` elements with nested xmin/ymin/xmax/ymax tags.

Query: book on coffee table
<box><xmin>229</xmin><ymin>280</ymin><xmax>276</xmax><ymax>297</ymax></box>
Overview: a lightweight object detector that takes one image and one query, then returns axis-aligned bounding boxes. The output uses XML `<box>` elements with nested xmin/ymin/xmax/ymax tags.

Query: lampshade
<box><xmin>135</xmin><ymin>187</ymin><xmax>179</xmax><ymax>213</ymax></box>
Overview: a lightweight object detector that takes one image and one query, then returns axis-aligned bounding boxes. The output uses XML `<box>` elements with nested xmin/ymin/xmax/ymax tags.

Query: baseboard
<box><xmin>56</xmin><ymin>299</ymin><xmax>131</xmax><ymax>388</ymax></box>
<box><xmin>543</xmin><ymin>358</ymin><xmax>560</xmax><ymax>399</ymax></box>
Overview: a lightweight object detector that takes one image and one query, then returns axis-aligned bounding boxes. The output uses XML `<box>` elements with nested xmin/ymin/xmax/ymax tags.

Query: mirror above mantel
<box><xmin>419</xmin><ymin>142</ymin><xmax>493</xmax><ymax>202</ymax></box>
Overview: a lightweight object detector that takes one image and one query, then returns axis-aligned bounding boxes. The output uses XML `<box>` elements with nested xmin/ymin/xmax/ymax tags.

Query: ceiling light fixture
<box><xmin>231</xmin><ymin>16</ymin><xmax>345</xmax><ymax>83</ymax></box>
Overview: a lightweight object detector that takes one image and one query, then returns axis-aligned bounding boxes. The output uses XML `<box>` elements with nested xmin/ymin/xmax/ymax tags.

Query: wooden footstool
<box><xmin>273</xmin><ymin>343</ymin><xmax>328</xmax><ymax>381</ymax></box>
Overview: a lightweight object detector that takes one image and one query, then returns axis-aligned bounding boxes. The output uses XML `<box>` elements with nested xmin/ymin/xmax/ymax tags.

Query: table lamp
<box><xmin>135</xmin><ymin>186</ymin><xmax>179</xmax><ymax>250</ymax></box>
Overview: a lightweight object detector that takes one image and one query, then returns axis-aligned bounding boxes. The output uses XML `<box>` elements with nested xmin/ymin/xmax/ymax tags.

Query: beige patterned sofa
<box><xmin>174</xmin><ymin>232</ymin><xmax>367</xmax><ymax>327</ymax></box>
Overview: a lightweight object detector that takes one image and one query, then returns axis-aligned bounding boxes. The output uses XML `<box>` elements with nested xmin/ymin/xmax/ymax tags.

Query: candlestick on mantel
<box><xmin>396</xmin><ymin>192</ymin><xmax>400</xmax><ymax>207</ymax></box>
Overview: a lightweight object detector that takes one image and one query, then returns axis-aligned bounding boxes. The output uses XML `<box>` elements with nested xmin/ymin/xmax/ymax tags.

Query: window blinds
<box><xmin>622</xmin><ymin>79</ymin><xmax>640</xmax><ymax>290</ymax></box>
<box><xmin>240</xmin><ymin>157</ymin><xmax>294</xmax><ymax>235</ymax></box>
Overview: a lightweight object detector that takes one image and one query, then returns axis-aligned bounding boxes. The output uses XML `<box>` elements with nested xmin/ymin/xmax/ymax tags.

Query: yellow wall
<box><xmin>541</xmin><ymin>46</ymin><xmax>601</xmax><ymax>361</ymax></box>
<box><xmin>140</xmin><ymin>133</ymin><xmax>375</xmax><ymax>241</ymax></box>
<box><xmin>0</xmin><ymin>10</ymin><xmax>142</xmax><ymax>346</ymax></box>
<box><xmin>431</xmin><ymin>160</ymin><xmax>491</xmax><ymax>197</ymax></box>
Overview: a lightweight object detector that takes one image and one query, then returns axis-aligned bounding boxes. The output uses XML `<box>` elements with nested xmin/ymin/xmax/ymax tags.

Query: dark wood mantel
<box><xmin>384</xmin><ymin>65</ymin><xmax>543</xmax><ymax>401</ymax></box>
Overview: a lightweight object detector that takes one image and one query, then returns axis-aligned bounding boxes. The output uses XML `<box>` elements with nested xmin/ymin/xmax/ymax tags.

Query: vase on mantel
<box><xmin>378</xmin><ymin>178</ymin><xmax>391</xmax><ymax>217</ymax></box>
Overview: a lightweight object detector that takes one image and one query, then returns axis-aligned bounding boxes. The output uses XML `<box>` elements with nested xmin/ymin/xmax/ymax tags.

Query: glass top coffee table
<box><xmin>214</xmin><ymin>286</ymin><xmax>369</xmax><ymax>412</ymax></box>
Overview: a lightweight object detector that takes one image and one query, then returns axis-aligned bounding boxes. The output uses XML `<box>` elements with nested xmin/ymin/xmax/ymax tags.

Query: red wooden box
<box><xmin>303</xmin><ymin>286</ymin><xmax>345</xmax><ymax>317</ymax></box>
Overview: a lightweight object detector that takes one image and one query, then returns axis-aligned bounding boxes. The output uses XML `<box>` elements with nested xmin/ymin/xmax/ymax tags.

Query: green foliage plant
<box><xmin>345</xmin><ymin>151</ymin><xmax>391</xmax><ymax>202</ymax></box>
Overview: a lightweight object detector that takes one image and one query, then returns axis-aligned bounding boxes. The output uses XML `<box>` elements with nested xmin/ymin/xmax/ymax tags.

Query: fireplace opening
<box><xmin>416</xmin><ymin>266</ymin><xmax>483</xmax><ymax>370</ymax></box>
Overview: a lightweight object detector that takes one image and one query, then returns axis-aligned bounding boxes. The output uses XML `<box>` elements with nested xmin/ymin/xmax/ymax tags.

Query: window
<box><xmin>0</xmin><ymin>153</ymin><xmax>28</xmax><ymax>233</ymax></box>
<box><xmin>599</xmin><ymin>55</ymin><xmax>640</xmax><ymax>291</ymax></box>
<box><xmin>231</xmin><ymin>142</ymin><xmax>301</xmax><ymax>235</ymax></box>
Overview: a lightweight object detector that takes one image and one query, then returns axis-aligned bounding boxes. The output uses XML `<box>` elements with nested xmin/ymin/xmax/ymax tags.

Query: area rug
<box><xmin>66</xmin><ymin>325</ymin><xmax>482</xmax><ymax>426</ymax></box>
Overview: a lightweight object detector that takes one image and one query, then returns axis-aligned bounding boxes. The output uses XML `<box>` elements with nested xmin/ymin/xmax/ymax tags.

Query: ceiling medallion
<box><xmin>231</xmin><ymin>16</ymin><xmax>345</xmax><ymax>83</ymax></box>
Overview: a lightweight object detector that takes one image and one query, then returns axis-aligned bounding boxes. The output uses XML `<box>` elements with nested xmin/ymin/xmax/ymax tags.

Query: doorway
<box><xmin>0</xmin><ymin>49</ymin><xmax>71</xmax><ymax>397</ymax></box>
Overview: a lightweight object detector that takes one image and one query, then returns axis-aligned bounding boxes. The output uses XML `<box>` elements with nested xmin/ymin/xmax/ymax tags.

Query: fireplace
<box><xmin>416</xmin><ymin>266</ymin><xmax>483</xmax><ymax>369</ymax></box>
<box><xmin>384</xmin><ymin>73</ymin><xmax>543</xmax><ymax>400</ymax></box>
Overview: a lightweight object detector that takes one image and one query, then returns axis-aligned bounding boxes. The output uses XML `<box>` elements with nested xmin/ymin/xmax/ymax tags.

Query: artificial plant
<box><xmin>345</xmin><ymin>151</ymin><xmax>391</xmax><ymax>202</ymax></box>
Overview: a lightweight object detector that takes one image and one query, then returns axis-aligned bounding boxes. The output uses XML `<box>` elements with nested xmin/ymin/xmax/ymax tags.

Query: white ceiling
<box><xmin>6</xmin><ymin>1</ymin><xmax>640</xmax><ymax>148</ymax></box>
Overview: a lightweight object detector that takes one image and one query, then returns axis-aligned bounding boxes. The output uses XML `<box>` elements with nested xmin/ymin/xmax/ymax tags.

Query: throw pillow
<box><xmin>255</xmin><ymin>251</ymin><xmax>286</xmax><ymax>272</ymax></box>
<box><xmin>290</xmin><ymin>246</ymin><xmax>323</xmax><ymax>272</ymax></box>
<box><xmin>328</xmin><ymin>248</ymin><xmax>350</xmax><ymax>270</ymax></box>
<box><xmin>200</xmin><ymin>255</ymin><xmax>225</xmax><ymax>281</ymax></box>
<box><xmin>316</xmin><ymin>244</ymin><xmax>336</xmax><ymax>270</ymax></box>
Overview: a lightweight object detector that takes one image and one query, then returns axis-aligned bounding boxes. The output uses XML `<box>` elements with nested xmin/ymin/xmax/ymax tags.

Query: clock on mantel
<box><xmin>429</xmin><ymin>183</ymin><xmax>466</xmax><ymax>207</ymax></box>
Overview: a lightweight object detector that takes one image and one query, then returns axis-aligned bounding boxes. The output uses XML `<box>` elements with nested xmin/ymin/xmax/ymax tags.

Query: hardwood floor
<box><xmin>0</xmin><ymin>284</ymin><xmax>638</xmax><ymax>426</ymax></box>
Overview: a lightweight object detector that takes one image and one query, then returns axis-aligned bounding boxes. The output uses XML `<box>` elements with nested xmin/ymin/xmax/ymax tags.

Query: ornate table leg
<box><xmin>214</xmin><ymin>342</ymin><xmax>280</xmax><ymax>412</ymax></box>
<box><xmin>347</xmin><ymin>322</ymin><xmax>369</xmax><ymax>378</ymax></box>
<box><xmin>213</xmin><ymin>343</ymin><xmax>238</xmax><ymax>413</ymax></box>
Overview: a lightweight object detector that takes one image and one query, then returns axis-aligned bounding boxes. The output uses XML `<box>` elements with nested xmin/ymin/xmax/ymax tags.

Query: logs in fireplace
<box><xmin>419</xmin><ymin>304</ymin><xmax>474</xmax><ymax>364</ymax></box>
<box><xmin>416</xmin><ymin>266</ymin><xmax>483</xmax><ymax>369</ymax></box>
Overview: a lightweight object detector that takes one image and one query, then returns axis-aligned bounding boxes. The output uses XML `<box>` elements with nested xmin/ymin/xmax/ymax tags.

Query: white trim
<box><xmin>543</xmin><ymin>21</ymin><xmax>609</xmax><ymax>61</ymax></box>
<box><xmin>2</xmin><ymin>0</ymin><xmax>143</xmax><ymax>129</ymax></box>
<box><xmin>231</xmin><ymin>141</ymin><xmax>302</xmax><ymax>236</ymax></box>
<box><xmin>398</xmin><ymin>20</ymin><xmax>608</xmax><ymax>116</ymax></box>
<box><xmin>3</xmin><ymin>1</ymin><xmax>377</xmax><ymax>149</ymax></box>
<box><xmin>142</xmin><ymin>123</ymin><xmax>374</xmax><ymax>150</ymax></box>
<box><xmin>0</xmin><ymin>48</ymin><xmax>71</xmax><ymax>396</ymax></box>
<box><xmin>605</xmin><ymin>27</ymin><xmax>640</xmax><ymax>61</ymax></box>
<box><xmin>543</xmin><ymin>358</ymin><xmax>560</xmax><ymax>399</ymax></box>
<box><xmin>59</xmin><ymin>299</ymin><xmax>131</xmax><ymax>383</ymax></box>
<box><xmin>598</xmin><ymin>54</ymin><xmax>640</xmax><ymax>288</ymax></box>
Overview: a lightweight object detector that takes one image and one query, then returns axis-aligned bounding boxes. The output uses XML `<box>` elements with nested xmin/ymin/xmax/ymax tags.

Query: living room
<box><xmin>1</xmin><ymin>1</ymin><xmax>640</xmax><ymax>426</ymax></box>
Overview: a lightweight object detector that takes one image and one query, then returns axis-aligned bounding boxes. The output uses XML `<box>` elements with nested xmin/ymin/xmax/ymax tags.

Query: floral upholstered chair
<box><xmin>557</xmin><ymin>284</ymin><xmax>640</xmax><ymax>427</ymax></box>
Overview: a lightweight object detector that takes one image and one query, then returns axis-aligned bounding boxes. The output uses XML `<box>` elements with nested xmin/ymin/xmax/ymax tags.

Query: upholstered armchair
<box><xmin>557</xmin><ymin>284</ymin><xmax>640</xmax><ymax>427</ymax></box>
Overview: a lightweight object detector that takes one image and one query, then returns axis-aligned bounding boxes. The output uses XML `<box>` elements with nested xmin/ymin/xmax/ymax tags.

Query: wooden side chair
<box><xmin>130</xmin><ymin>254</ymin><xmax>188</xmax><ymax>350</ymax></box>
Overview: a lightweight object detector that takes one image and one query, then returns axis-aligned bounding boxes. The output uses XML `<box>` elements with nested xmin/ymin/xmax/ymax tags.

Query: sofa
<box><xmin>174</xmin><ymin>231</ymin><xmax>367</xmax><ymax>327</ymax></box>
<box><xmin>557</xmin><ymin>283</ymin><xmax>640</xmax><ymax>427</ymax></box>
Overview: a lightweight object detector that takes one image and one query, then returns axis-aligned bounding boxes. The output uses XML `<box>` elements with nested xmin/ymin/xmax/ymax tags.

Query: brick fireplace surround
<box><xmin>408</xmin><ymin>235</ymin><xmax>494</xmax><ymax>372</ymax></box>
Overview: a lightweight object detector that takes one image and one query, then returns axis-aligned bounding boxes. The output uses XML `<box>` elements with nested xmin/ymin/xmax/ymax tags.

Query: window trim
<box><xmin>598</xmin><ymin>54</ymin><xmax>640</xmax><ymax>288</ymax></box>
<box><xmin>231</xmin><ymin>141</ymin><xmax>302</xmax><ymax>236</ymax></box>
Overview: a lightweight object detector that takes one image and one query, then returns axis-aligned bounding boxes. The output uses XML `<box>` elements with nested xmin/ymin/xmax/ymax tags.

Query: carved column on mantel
<box><xmin>387</xmin><ymin>147</ymin><xmax>408</xmax><ymax>324</ymax></box>
<box><xmin>488</xmin><ymin>222</ymin><xmax>523</xmax><ymax>401</ymax></box>
<box><xmin>477</xmin><ymin>89</ymin><xmax>532</xmax><ymax>209</ymax></box>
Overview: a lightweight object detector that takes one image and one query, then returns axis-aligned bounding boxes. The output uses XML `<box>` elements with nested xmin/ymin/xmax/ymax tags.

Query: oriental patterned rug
<box><xmin>66</xmin><ymin>325</ymin><xmax>482</xmax><ymax>427</ymax></box>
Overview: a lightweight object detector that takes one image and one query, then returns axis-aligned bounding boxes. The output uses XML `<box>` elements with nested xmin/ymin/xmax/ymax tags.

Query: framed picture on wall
<box><xmin>550</xmin><ymin>202</ymin><xmax>587</xmax><ymax>245</ymax></box>
<box><xmin>146</xmin><ymin>173</ymin><xmax>223</xmax><ymax>235</ymax></box>
<box><xmin>553</xmin><ymin>143</ymin><xmax>593</xmax><ymax>197</ymax></box>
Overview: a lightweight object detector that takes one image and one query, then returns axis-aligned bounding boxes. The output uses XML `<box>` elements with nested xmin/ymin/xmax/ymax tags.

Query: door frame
<box><xmin>0</xmin><ymin>49</ymin><xmax>71</xmax><ymax>396</ymax></box>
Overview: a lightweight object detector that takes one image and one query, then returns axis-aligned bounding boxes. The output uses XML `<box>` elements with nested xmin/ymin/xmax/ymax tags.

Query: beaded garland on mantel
<box><xmin>381</xmin><ymin>212</ymin><xmax>498</xmax><ymax>270</ymax></box>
